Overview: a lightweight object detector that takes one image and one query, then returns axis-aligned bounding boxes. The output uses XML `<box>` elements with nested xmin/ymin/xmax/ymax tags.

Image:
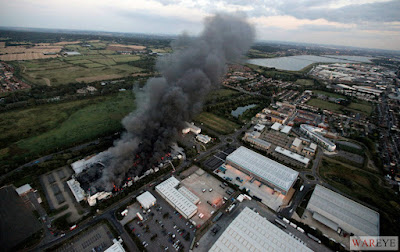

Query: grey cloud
<box><xmin>279</xmin><ymin>0</ymin><xmax>400</xmax><ymax>23</ymax></box>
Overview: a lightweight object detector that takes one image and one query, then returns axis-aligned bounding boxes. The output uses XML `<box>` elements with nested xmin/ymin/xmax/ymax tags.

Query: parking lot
<box><xmin>126</xmin><ymin>190</ymin><xmax>195</xmax><ymax>252</ymax></box>
<box><xmin>180</xmin><ymin>168</ymin><xmax>233</xmax><ymax>226</ymax></box>
<box><xmin>55</xmin><ymin>223</ymin><xmax>114</xmax><ymax>252</ymax></box>
<box><xmin>40</xmin><ymin>166</ymin><xmax>84</xmax><ymax>222</ymax></box>
<box><xmin>202</xmin><ymin>147</ymin><xmax>235</xmax><ymax>171</ymax></box>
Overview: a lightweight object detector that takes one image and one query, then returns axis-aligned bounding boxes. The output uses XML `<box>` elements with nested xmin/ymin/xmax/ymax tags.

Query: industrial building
<box><xmin>15</xmin><ymin>184</ymin><xmax>33</xmax><ymax>196</ymax></box>
<box><xmin>280</xmin><ymin>125</ymin><xmax>292</xmax><ymax>134</ymax></box>
<box><xmin>275</xmin><ymin>146</ymin><xmax>310</xmax><ymax>166</ymax></box>
<box><xmin>271</xmin><ymin>122</ymin><xmax>282</xmax><ymax>131</ymax></box>
<box><xmin>226</xmin><ymin>146</ymin><xmax>299</xmax><ymax>195</ymax></box>
<box><xmin>245</xmin><ymin>137</ymin><xmax>271</xmax><ymax>151</ymax></box>
<box><xmin>136</xmin><ymin>191</ymin><xmax>157</xmax><ymax>209</ymax></box>
<box><xmin>300</xmin><ymin>124</ymin><xmax>336</xmax><ymax>151</ymax></box>
<box><xmin>104</xmin><ymin>239</ymin><xmax>125</xmax><ymax>252</ymax></box>
<box><xmin>254</xmin><ymin>124</ymin><xmax>265</xmax><ymax>132</ymax></box>
<box><xmin>182</xmin><ymin>122</ymin><xmax>201</xmax><ymax>134</ymax></box>
<box><xmin>177</xmin><ymin>186</ymin><xmax>200</xmax><ymax>204</ymax></box>
<box><xmin>209</xmin><ymin>207</ymin><xmax>312</xmax><ymax>252</ymax></box>
<box><xmin>67</xmin><ymin>178</ymin><xmax>85</xmax><ymax>202</ymax></box>
<box><xmin>291</xmin><ymin>138</ymin><xmax>302</xmax><ymax>151</ymax></box>
<box><xmin>306</xmin><ymin>185</ymin><xmax>380</xmax><ymax>236</ymax></box>
<box><xmin>155</xmin><ymin>176</ymin><xmax>198</xmax><ymax>219</ymax></box>
<box><xmin>196</xmin><ymin>134</ymin><xmax>211</xmax><ymax>144</ymax></box>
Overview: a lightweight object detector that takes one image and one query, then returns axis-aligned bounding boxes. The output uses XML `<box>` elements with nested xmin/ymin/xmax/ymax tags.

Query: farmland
<box><xmin>0</xmin><ymin>45</ymin><xmax>62</xmax><ymax>61</ymax></box>
<box><xmin>195</xmin><ymin>112</ymin><xmax>239</xmax><ymax>134</ymax></box>
<box><xmin>17</xmin><ymin>56</ymin><xmax>144</xmax><ymax>85</ymax></box>
<box><xmin>1</xmin><ymin>40</ymin><xmax>152</xmax><ymax>85</ymax></box>
<box><xmin>0</xmin><ymin>92</ymin><xmax>136</xmax><ymax>172</ymax></box>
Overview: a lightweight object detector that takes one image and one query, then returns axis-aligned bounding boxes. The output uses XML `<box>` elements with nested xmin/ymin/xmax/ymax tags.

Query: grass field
<box><xmin>295</xmin><ymin>79</ymin><xmax>314</xmax><ymax>86</ymax></box>
<box><xmin>206</xmin><ymin>88</ymin><xmax>239</xmax><ymax>102</ymax></box>
<box><xmin>319</xmin><ymin>157</ymin><xmax>400</xmax><ymax>235</ymax></box>
<box><xmin>195</xmin><ymin>112</ymin><xmax>239</xmax><ymax>134</ymax></box>
<box><xmin>0</xmin><ymin>92</ymin><xmax>136</xmax><ymax>171</ymax></box>
<box><xmin>348</xmin><ymin>101</ymin><xmax>373</xmax><ymax>115</ymax></box>
<box><xmin>307</xmin><ymin>99</ymin><xmax>342</xmax><ymax>112</ymax></box>
<box><xmin>307</xmin><ymin>98</ymin><xmax>373</xmax><ymax>115</ymax></box>
<box><xmin>19</xmin><ymin>57</ymin><xmax>144</xmax><ymax>85</ymax></box>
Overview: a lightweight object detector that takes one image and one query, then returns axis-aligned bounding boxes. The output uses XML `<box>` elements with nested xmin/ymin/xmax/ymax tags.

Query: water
<box><xmin>248</xmin><ymin>55</ymin><xmax>373</xmax><ymax>71</ymax></box>
<box><xmin>231</xmin><ymin>104</ymin><xmax>256</xmax><ymax>118</ymax></box>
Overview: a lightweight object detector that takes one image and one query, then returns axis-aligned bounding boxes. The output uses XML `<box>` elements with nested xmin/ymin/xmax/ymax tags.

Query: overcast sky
<box><xmin>1</xmin><ymin>0</ymin><xmax>399</xmax><ymax>51</ymax></box>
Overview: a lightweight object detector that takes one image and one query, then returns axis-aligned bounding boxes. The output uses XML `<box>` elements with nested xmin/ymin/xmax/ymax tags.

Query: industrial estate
<box><xmin>0</xmin><ymin>10</ymin><xmax>400</xmax><ymax>252</ymax></box>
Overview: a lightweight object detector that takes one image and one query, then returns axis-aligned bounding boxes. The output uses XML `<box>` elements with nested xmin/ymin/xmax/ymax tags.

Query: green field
<box><xmin>84</xmin><ymin>63</ymin><xmax>104</xmax><ymax>68</ymax></box>
<box><xmin>206</xmin><ymin>88</ymin><xmax>239</xmax><ymax>102</ymax></box>
<box><xmin>307</xmin><ymin>98</ymin><xmax>373</xmax><ymax>115</ymax></box>
<box><xmin>320</xmin><ymin>158</ymin><xmax>400</xmax><ymax>235</ymax></box>
<box><xmin>295</xmin><ymin>79</ymin><xmax>314</xmax><ymax>86</ymax></box>
<box><xmin>195</xmin><ymin>112</ymin><xmax>239</xmax><ymax>134</ymax></box>
<box><xmin>307</xmin><ymin>99</ymin><xmax>342</xmax><ymax>112</ymax></box>
<box><xmin>111</xmin><ymin>55</ymin><xmax>141</xmax><ymax>63</ymax></box>
<box><xmin>0</xmin><ymin>92</ymin><xmax>136</xmax><ymax>172</ymax></box>
<box><xmin>348</xmin><ymin>101</ymin><xmax>373</xmax><ymax>115</ymax></box>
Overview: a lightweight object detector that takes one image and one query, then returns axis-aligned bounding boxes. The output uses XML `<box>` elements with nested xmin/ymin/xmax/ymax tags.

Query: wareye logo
<box><xmin>350</xmin><ymin>236</ymin><xmax>398</xmax><ymax>251</ymax></box>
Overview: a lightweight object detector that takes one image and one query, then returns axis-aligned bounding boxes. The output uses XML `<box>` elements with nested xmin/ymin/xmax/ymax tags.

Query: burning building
<box><xmin>76</xmin><ymin>14</ymin><xmax>254</xmax><ymax>193</ymax></box>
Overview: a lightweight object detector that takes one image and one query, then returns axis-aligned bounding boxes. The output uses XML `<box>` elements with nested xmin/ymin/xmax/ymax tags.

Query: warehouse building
<box><xmin>275</xmin><ymin>146</ymin><xmax>310</xmax><ymax>166</ymax></box>
<box><xmin>306</xmin><ymin>185</ymin><xmax>379</xmax><ymax>236</ymax></box>
<box><xmin>136</xmin><ymin>191</ymin><xmax>157</xmax><ymax>209</ymax></box>
<box><xmin>15</xmin><ymin>184</ymin><xmax>33</xmax><ymax>196</ymax></box>
<box><xmin>210</xmin><ymin>207</ymin><xmax>311</xmax><ymax>252</ymax></box>
<box><xmin>177</xmin><ymin>186</ymin><xmax>200</xmax><ymax>205</ymax></box>
<box><xmin>300</xmin><ymin>124</ymin><xmax>336</xmax><ymax>151</ymax></box>
<box><xmin>155</xmin><ymin>176</ymin><xmax>198</xmax><ymax>219</ymax></box>
<box><xmin>67</xmin><ymin>178</ymin><xmax>85</xmax><ymax>202</ymax></box>
<box><xmin>196</xmin><ymin>134</ymin><xmax>211</xmax><ymax>144</ymax></box>
<box><xmin>245</xmin><ymin>137</ymin><xmax>271</xmax><ymax>151</ymax></box>
<box><xmin>226</xmin><ymin>146</ymin><xmax>299</xmax><ymax>195</ymax></box>
<box><xmin>182</xmin><ymin>122</ymin><xmax>201</xmax><ymax>134</ymax></box>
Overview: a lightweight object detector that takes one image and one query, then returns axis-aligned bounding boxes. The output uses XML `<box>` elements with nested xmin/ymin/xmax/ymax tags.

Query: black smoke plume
<box><xmin>94</xmin><ymin>13</ymin><xmax>254</xmax><ymax>191</ymax></box>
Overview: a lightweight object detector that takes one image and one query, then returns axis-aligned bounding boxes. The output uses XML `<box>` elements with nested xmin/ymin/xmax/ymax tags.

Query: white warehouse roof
<box><xmin>136</xmin><ymin>191</ymin><xmax>157</xmax><ymax>209</ymax></box>
<box><xmin>226</xmin><ymin>146</ymin><xmax>298</xmax><ymax>192</ymax></box>
<box><xmin>210</xmin><ymin>207</ymin><xmax>312</xmax><ymax>252</ymax></box>
<box><xmin>280</xmin><ymin>125</ymin><xmax>292</xmax><ymax>134</ymax></box>
<box><xmin>105</xmin><ymin>241</ymin><xmax>125</xmax><ymax>252</ymax></box>
<box><xmin>178</xmin><ymin>186</ymin><xmax>200</xmax><ymax>204</ymax></box>
<box><xmin>15</xmin><ymin>184</ymin><xmax>32</xmax><ymax>196</ymax></box>
<box><xmin>67</xmin><ymin>179</ymin><xmax>85</xmax><ymax>202</ymax></box>
<box><xmin>307</xmin><ymin>185</ymin><xmax>379</xmax><ymax>236</ymax></box>
<box><xmin>275</xmin><ymin>147</ymin><xmax>310</xmax><ymax>165</ymax></box>
<box><xmin>271</xmin><ymin>122</ymin><xmax>282</xmax><ymax>131</ymax></box>
<box><xmin>156</xmin><ymin>176</ymin><xmax>197</xmax><ymax>218</ymax></box>
<box><xmin>292</xmin><ymin>138</ymin><xmax>302</xmax><ymax>148</ymax></box>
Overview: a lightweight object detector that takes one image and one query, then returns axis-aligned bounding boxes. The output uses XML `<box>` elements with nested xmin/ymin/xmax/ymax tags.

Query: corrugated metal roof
<box><xmin>226</xmin><ymin>147</ymin><xmax>298</xmax><ymax>192</ymax></box>
<box><xmin>155</xmin><ymin>176</ymin><xmax>197</xmax><ymax>218</ymax></box>
<box><xmin>210</xmin><ymin>207</ymin><xmax>312</xmax><ymax>252</ymax></box>
<box><xmin>15</xmin><ymin>184</ymin><xmax>32</xmax><ymax>195</ymax></box>
<box><xmin>275</xmin><ymin>147</ymin><xmax>310</xmax><ymax>165</ymax></box>
<box><xmin>307</xmin><ymin>185</ymin><xmax>379</xmax><ymax>236</ymax></box>
<box><xmin>178</xmin><ymin>186</ymin><xmax>199</xmax><ymax>204</ymax></box>
<box><xmin>136</xmin><ymin>191</ymin><xmax>156</xmax><ymax>209</ymax></box>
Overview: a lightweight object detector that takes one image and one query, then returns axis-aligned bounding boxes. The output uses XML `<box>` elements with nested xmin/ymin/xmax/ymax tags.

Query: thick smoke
<box><xmin>96</xmin><ymin>13</ymin><xmax>254</xmax><ymax>191</ymax></box>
